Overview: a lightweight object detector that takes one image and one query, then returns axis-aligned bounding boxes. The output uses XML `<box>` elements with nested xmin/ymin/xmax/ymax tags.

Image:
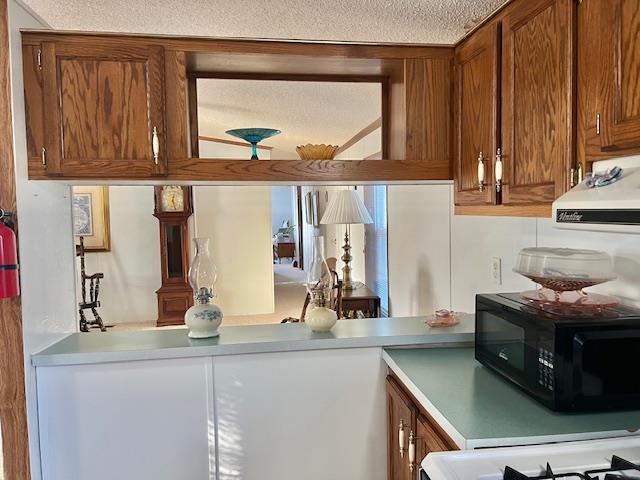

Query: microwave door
<box><xmin>573</xmin><ymin>330</ymin><xmax>640</xmax><ymax>405</ymax></box>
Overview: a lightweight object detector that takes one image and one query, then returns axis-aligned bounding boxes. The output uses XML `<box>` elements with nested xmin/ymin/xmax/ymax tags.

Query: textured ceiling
<box><xmin>197</xmin><ymin>79</ymin><xmax>381</xmax><ymax>156</ymax></box>
<box><xmin>21</xmin><ymin>0</ymin><xmax>507</xmax><ymax>45</ymax></box>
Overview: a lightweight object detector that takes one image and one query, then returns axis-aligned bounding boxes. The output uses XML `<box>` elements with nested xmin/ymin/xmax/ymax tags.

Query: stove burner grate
<box><xmin>503</xmin><ymin>456</ymin><xmax>640</xmax><ymax>480</ymax></box>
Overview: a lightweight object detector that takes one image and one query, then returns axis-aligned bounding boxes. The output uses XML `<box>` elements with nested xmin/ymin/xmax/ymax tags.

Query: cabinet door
<box><xmin>453</xmin><ymin>22</ymin><xmax>500</xmax><ymax>206</ymax></box>
<box><xmin>387</xmin><ymin>376</ymin><xmax>416</xmax><ymax>480</ymax></box>
<box><xmin>415</xmin><ymin>414</ymin><xmax>456</xmax><ymax>477</ymax></box>
<box><xmin>501</xmin><ymin>0</ymin><xmax>573</xmax><ymax>205</ymax></box>
<box><xmin>37</xmin><ymin>358</ymin><xmax>215</xmax><ymax>480</ymax></box>
<box><xmin>599</xmin><ymin>0</ymin><xmax>640</xmax><ymax>151</ymax></box>
<box><xmin>215</xmin><ymin>349</ymin><xmax>387</xmax><ymax>480</ymax></box>
<box><xmin>41</xmin><ymin>41</ymin><xmax>166</xmax><ymax>177</ymax></box>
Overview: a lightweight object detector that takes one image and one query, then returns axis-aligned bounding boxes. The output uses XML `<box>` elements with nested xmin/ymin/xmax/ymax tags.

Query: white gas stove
<box><xmin>422</xmin><ymin>437</ymin><xmax>640</xmax><ymax>480</ymax></box>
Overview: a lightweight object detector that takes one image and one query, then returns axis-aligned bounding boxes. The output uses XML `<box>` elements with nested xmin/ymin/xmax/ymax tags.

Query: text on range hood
<box><xmin>553</xmin><ymin>155</ymin><xmax>640</xmax><ymax>233</ymax></box>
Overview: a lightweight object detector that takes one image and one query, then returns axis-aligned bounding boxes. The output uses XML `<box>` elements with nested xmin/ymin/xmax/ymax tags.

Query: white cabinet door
<box><xmin>37</xmin><ymin>357</ymin><xmax>215</xmax><ymax>480</ymax></box>
<box><xmin>214</xmin><ymin>347</ymin><xmax>387</xmax><ymax>480</ymax></box>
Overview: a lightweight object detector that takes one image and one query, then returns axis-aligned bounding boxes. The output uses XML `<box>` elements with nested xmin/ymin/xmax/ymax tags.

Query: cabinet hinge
<box><xmin>41</xmin><ymin>147</ymin><xmax>46</xmax><ymax>166</ymax></box>
<box><xmin>37</xmin><ymin>49</ymin><xmax>42</xmax><ymax>70</ymax></box>
<box><xmin>596</xmin><ymin>114</ymin><xmax>601</xmax><ymax>135</ymax></box>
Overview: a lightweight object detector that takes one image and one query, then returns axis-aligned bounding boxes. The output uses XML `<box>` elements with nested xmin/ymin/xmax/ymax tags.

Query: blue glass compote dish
<box><xmin>225</xmin><ymin>128</ymin><xmax>281</xmax><ymax>160</ymax></box>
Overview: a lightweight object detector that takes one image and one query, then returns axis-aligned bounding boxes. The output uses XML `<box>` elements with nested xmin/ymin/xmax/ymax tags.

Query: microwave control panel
<box><xmin>538</xmin><ymin>347</ymin><xmax>554</xmax><ymax>391</ymax></box>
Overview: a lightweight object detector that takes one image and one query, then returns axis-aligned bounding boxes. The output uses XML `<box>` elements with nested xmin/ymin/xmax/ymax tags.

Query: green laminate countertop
<box><xmin>32</xmin><ymin>315</ymin><xmax>474</xmax><ymax>367</ymax></box>
<box><xmin>383</xmin><ymin>347</ymin><xmax>640</xmax><ymax>449</ymax></box>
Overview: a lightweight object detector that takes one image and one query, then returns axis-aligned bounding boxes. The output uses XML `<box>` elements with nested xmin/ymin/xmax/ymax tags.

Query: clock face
<box><xmin>161</xmin><ymin>186</ymin><xmax>185</xmax><ymax>212</ymax></box>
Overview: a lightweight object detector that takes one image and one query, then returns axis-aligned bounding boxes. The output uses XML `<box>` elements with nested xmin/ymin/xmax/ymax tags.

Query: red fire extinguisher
<box><xmin>0</xmin><ymin>210</ymin><xmax>20</xmax><ymax>298</ymax></box>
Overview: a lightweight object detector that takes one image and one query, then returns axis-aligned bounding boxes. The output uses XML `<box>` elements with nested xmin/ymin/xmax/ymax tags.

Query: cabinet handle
<box><xmin>408</xmin><ymin>430</ymin><xmax>416</xmax><ymax>472</ymax></box>
<box><xmin>570</xmin><ymin>168</ymin><xmax>576</xmax><ymax>188</ymax></box>
<box><xmin>495</xmin><ymin>148</ymin><xmax>503</xmax><ymax>193</ymax></box>
<box><xmin>477</xmin><ymin>151</ymin><xmax>486</xmax><ymax>192</ymax></box>
<box><xmin>577</xmin><ymin>163</ymin><xmax>584</xmax><ymax>184</ymax></box>
<box><xmin>596</xmin><ymin>114</ymin><xmax>601</xmax><ymax>135</ymax></box>
<box><xmin>399</xmin><ymin>419</ymin><xmax>406</xmax><ymax>458</ymax></box>
<box><xmin>152</xmin><ymin>126</ymin><xmax>160</xmax><ymax>165</ymax></box>
<box><xmin>41</xmin><ymin>147</ymin><xmax>46</xmax><ymax>167</ymax></box>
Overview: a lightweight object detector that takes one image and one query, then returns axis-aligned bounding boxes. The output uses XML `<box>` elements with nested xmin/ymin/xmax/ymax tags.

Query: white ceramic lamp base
<box><xmin>185</xmin><ymin>303</ymin><xmax>223</xmax><ymax>338</ymax></box>
<box><xmin>305</xmin><ymin>306</ymin><xmax>337</xmax><ymax>332</ymax></box>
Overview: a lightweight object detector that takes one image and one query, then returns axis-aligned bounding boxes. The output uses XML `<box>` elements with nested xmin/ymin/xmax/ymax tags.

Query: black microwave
<box><xmin>475</xmin><ymin>293</ymin><xmax>640</xmax><ymax>412</ymax></box>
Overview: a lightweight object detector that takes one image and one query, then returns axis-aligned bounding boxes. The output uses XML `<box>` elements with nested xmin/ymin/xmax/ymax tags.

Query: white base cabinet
<box><xmin>37</xmin><ymin>357</ymin><xmax>215</xmax><ymax>480</ymax></box>
<box><xmin>36</xmin><ymin>348</ymin><xmax>387</xmax><ymax>480</ymax></box>
<box><xmin>214</xmin><ymin>348</ymin><xmax>387</xmax><ymax>480</ymax></box>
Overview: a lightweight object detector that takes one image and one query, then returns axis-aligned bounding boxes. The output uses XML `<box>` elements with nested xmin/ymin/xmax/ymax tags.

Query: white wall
<box><xmin>334</xmin><ymin>127</ymin><xmax>382</xmax><ymax>160</ymax></box>
<box><xmin>193</xmin><ymin>187</ymin><xmax>275</xmax><ymax>317</ymax></box>
<box><xmin>387</xmin><ymin>184</ymin><xmax>640</xmax><ymax>316</ymax></box>
<box><xmin>80</xmin><ymin>187</ymin><xmax>161</xmax><ymax>324</ymax></box>
<box><xmin>8</xmin><ymin>3</ymin><xmax>76</xmax><ymax>479</ymax></box>
<box><xmin>388</xmin><ymin>185</ymin><xmax>452</xmax><ymax>317</ymax></box>
<box><xmin>270</xmin><ymin>186</ymin><xmax>294</xmax><ymax>235</ymax></box>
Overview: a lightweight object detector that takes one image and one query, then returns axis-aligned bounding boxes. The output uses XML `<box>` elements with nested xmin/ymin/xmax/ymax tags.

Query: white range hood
<box><xmin>553</xmin><ymin>155</ymin><xmax>640</xmax><ymax>233</ymax></box>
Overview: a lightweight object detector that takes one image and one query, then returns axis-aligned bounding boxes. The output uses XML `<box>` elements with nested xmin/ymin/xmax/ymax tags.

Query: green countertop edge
<box><xmin>383</xmin><ymin>347</ymin><xmax>640</xmax><ymax>449</ymax></box>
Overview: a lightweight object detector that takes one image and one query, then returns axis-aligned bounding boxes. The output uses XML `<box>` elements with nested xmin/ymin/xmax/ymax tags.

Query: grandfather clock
<box><xmin>153</xmin><ymin>186</ymin><xmax>194</xmax><ymax>327</ymax></box>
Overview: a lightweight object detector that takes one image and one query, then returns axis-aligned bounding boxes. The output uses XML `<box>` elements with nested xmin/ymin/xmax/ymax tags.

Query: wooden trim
<box><xmin>198</xmin><ymin>135</ymin><xmax>273</xmax><ymax>151</ymax></box>
<box><xmin>27</xmin><ymin>158</ymin><xmax>451</xmax><ymax>182</ymax></box>
<box><xmin>0</xmin><ymin>0</ymin><xmax>31</xmax><ymax>478</ymax></box>
<box><xmin>335</xmin><ymin>117</ymin><xmax>382</xmax><ymax>155</ymax></box>
<box><xmin>189</xmin><ymin>72</ymin><xmax>387</xmax><ymax>83</ymax></box>
<box><xmin>454</xmin><ymin>203</ymin><xmax>552</xmax><ymax>218</ymax></box>
<box><xmin>21</xmin><ymin>30</ymin><xmax>454</xmax><ymax>59</ymax></box>
<box><xmin>21</xmin><ymin>28</ymin><xmax>452</xmax><ymax>58</ymax></box>
<box><xmin>187</xmin><ymin>76</ymin><xmax>199</xmax><ymax>158</ymax></box>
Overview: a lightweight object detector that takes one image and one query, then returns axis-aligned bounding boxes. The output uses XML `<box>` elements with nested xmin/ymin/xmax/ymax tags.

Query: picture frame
<box><xmin>305</xmin><ymin>192</ymin><xmax>314</xmax><ymax>225</ymax></box>
<box><xmin>311</xmin><ymin>191</ymin><xmax>320</xmax><ymax>227</ymax></box>
<box><xmin>73</xmin><ymin>186</ymin><xmax>111</xmax><ymax>252</ymax></box>
<box><xmin>305</xmin><ymin>191</ymin><xmax>321</xmax><ymax>226</ymax></box>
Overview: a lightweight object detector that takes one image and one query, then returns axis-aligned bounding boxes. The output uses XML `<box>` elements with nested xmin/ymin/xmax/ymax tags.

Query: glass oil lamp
<box><xmin>184</xmin><ymin>237</ymin><xmax>223</xmax><ymax>338</ymax></box>
<box><xmin>304</xmin><ymin>236</ymin><xmax>337</xmax><ymax>332</ymax></box>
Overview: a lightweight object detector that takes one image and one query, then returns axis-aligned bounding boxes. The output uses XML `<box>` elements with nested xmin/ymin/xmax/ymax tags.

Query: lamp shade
<box><xmin>320</xmin><ymin>190</ymin><xmax>373</xmax><ymax>225</ymax></box>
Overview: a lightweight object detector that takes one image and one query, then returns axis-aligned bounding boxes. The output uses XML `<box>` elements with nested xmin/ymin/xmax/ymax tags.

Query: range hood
<box><xmin>552</xmin><ymin>155</ymin><xmax>640</xmax><ymax>233</ymax></box>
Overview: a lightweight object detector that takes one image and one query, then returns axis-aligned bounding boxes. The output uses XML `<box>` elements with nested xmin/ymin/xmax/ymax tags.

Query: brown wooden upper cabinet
<box><xmin>37</xmin><ymin>41</ymin><xmax>167</xmax><ymax>177</ymax></box>
<box><xmin>22</xmin><ymin>31</ymin><xmax>454</xmax><ymax>182</ymax></box>
<box><xmin>454</xmin><ymin>0</ymin><xmax>574</xmax><ymax>214</ymax></box>
<box><xmin>580</xmin><ymin>0</ymin><xmax>640</xmax><ymax>163</ymax></box>
<box><xmin>501</xmin><ymin>0</ymin><xmax>573</xmax><ymax>206</ymax></box>
<box><xmin>453</xmin><ymin>22</ymin><xmax>500</xmax><ymax>206</ymax></box>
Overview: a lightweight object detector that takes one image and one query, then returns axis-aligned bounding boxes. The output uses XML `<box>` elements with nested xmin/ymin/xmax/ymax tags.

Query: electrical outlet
<box><xmin>491</xmin><ymin>257</ymin><xmax>502</xmax><ymax>285</ymax></box>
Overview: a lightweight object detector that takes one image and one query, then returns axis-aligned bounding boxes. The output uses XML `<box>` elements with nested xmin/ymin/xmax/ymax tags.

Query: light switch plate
<box><xmin>491</xmin><ymin>257</ymin><xmax>502</xmax><ymax>285</ymax></box>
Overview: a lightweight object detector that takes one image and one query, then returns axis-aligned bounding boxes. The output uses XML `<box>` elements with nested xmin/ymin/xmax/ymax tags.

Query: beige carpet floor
<box><xmin>108</xmin><ymin>263</ymin><xmax>308</xmax><ymax>331</ymax></box>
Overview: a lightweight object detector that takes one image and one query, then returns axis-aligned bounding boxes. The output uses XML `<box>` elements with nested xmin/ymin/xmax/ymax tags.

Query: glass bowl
<box><xmin>514</xmin><ymin>247</ymin><xmax>616</xmax><ymax>292</ymax></box>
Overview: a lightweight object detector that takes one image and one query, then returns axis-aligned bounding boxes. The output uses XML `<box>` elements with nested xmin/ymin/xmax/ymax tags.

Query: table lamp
<box><xmin>320</xmin><ymin>189</ymin><xmax>373</xmax><ymax>290</ymax></box>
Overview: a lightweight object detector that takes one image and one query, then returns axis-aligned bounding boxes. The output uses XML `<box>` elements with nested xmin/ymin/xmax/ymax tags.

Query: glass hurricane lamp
<box><xmin>184</xmin><ymin>238</ymin><xmax>223</xmax><ymax>338</ymax></box>
<box><xmin>305</xmin><ymin>236</ymin><xmax>337</xmax><ymax>332</ymax></box>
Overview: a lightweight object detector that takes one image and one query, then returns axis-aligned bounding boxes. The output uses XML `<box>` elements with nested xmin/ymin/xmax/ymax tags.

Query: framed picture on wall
<box><xmin>305</xmin><ymin>192</ymin><xmax>314</xmax><ymax>225</ymax></box>
<box><xmin>311</xmin><ymin>191</ymin><xmax>320</xmax><ymax>227</ymax></box>
<box><xmin>305</xmin><ymin>191</ymin><xmax>320</xmax><ymax>226</ymax></box>
<box><xmin>73</xmin><ymin>186</ymin><xmax>111</xmax><ymax>252</ymax></box>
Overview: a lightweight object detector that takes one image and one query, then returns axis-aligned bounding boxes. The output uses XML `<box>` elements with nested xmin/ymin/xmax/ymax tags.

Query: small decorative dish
<box><xmin>426</xmin><ymin>309</ymin><xmax>460</xmax><ymax>327</ymax></box>
<box><xmin>296</xmin><ymin>144</ymin><xmax>340</xmax><ymax>160</ymax></box>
